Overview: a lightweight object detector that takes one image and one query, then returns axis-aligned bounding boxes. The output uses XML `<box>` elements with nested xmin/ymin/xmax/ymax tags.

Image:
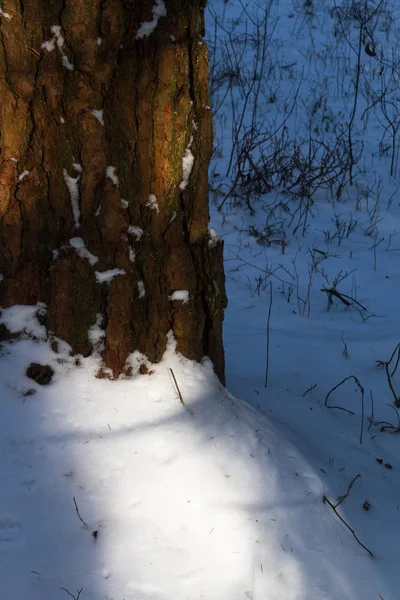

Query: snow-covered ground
<box><xmin>2</xmin><ymin>0</ymin><xmax>400</xmax><ymax>598</ymax></box>
<box><xmin>1</xmin><ymin>323</ymin><xmax>397</xmax><ymax>600</ymax></box>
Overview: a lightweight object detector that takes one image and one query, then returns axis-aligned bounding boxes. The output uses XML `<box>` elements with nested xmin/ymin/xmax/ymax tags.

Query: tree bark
<box><xmin>0</xmin><ymin>0</ymin><xmax>227</xmax><ymax>382</ymax></box>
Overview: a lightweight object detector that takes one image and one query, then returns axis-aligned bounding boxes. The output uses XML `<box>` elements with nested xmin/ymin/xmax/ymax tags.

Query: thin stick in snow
<box><xmin>264</xmin><ymin>282</ymin><xmax>272</xmax><ymax>388</ymax></box>
<box><xmin>323</xmin><ymin>474</ymin><xmax>373</xmax><ymax>557</ymax></box>
<box><xmin>302</xmin><ymin>383</ymin><xmax>317</xmax><ymax>397</ymax></box>
<box><xmin>385</xmin><ymin>361</ymin><xmax>399</xmax><ymax>407</ymax></box>
<box><xmin>73</xmin><ymin>496</ymin><xmax>88</xmax><ymax>529</ymax></box>
<box><xmin>368</xmin><ymin>390</ymin><xmax>374</xmax><ymax>432</ymax></box>
<box><xmin>341</xmin><ymin>331</ymin><xmax>349</xmax><ymax>358</ymax></box>
<box><xmin>169</xmin><ymin>368</ymin><xmax>185</xmax><ymax>406</ymax></box>
<box><xmin>61</xmin><ymin>587</ymin><xmax>83</xmax><ymax>600</ymax></box>
<box><xmin>389</xmin><ymin>344</ymin><xmax>400</xmax><ymax>378</ymax></box>
<box><xmin>325</xmin><ymin>375</ymin><xmax>366</xmax><ymax>444</ymax></box>
<box><xmin>376</xmin><ymin>343</ymin><xmax>400</xmax><ymax>407</ymax></box>
<box><xmin>320</xmin><ymin>288</ymin><xmax>370</xmax><ymax>320</ymax></box>
<box><xmin>321</xmin><ymin>287</ymin><xmax>350</xmax><ymax>307</ymax></box>
<box><xmin>325</xmin><ymin>375</ymin><xmax>363</xmax><ymax>415</ymax></box>
<box><xmin>334</xmin><ymin>473</ymin><xmax>361</xmax><ymax>509</ymax></box>
<box><xmin>360</xmin><ymin>385</ymin><xmax>365</xmax><ymax>444</ymax></box>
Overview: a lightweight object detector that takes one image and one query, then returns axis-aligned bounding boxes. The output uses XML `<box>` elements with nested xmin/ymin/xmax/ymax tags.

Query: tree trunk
<box><xmin>0</xmin><ymin>0</ymin><xmax>227</xmax><ymax>382</ymax></box>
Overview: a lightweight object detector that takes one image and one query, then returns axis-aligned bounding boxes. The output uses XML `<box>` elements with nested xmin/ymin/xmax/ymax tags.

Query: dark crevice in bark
<box><xmin>58</xmin><ymin>0</ymin><xmax>68</xmax><ymax>26</ymax></box>
<box><xmin>25</xmin><ymin>53</ymin><xmax>40</xmax><ymax>160</ymax></box>
<box><xmin>0</xmin><ymin>31</ymin><xmax>12</xmax><ymax>98</ymax></box>
<box><xmin>187</xmin><ymin>29</ymin><xmax>197</xmax><ymax>107</ymax></box>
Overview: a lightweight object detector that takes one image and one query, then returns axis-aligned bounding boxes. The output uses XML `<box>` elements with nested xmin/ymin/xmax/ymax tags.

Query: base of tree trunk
<box><xmin>0</xmin><ymin>0</ymin><xmax>227</xmax><ymax>383</ymax></box>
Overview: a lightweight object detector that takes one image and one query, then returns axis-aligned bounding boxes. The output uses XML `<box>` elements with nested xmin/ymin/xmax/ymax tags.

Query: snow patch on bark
<box><xmin>137</xmin><ymin>281</ymin><xmax>145</xmax><ymax>298</ymax></box>
<box><xmin>169</xmin><ymin>290</ymin><xmax>190</xmax><ymax>303</ymax></box>
<box><xmin>208</xmin><ymin>228</ymin><xmax>220</xmax><ymax>248</ymax></box>
<box><xmin>91</xmin><ymin>109</ymin><xmax>104</xmax><ymax>126</ymax></box>
<box><xmin>106</xmin><ymin>166</ymin><xmax>119</xmax><ymax>187</ymax></box>
<box><xmin>69</xmin><ymin>237</ymin><xmax>99</xmax><ymax>266</ymax></box>
<box><xmin>63</xmin><ymin>167</ymin><xmax>81</xmax><ymax>229</ymax></box>
<box><xmin>0</xmin><ymin>303</ymin><xmax>47</xmax><ymax>340</ymax></box>
<box><xmin>95</xmin><ymin>269</ymin><xmax>126</xmax><ymax>284</ymax></box>
<box><xmin>62</xmin><ymin>55</ymin><xmax>74</xmax><ymax>71</ymax></box>
<box><xmin>18</xmin><ymin>170</ymin><xmax>30</xmax><ymax>182</ymax></box>
<box><xmin>42</xmin><ymin>39</ymin><xmax>56</xmax><ymax>52</ymax></box>
<box><xmin>128</xmin><ymin>226</ymin><xmax>144</xmax><ymax>241</ymax></box>
<box><xmin>88</xmin><ymin>314</ymin><xmax>105</xmax><ymax>353</ymax></box>
<box><xmin>42</xmin><ymin>26</ymin><xmax>74</xmax><ymax>70</ymax></box>
<box><xmin>179</xmin><ymin>135</ymin><xmax>195</xmax><ymax>190</ymax></box>
<box><xmin>146</xmin><ymin>194</ymin><xmax>160</xmax><ymax>213</ymax></box>
<box><xmin>126</xmin><ymin>350</ymin><xmax>151</xmax><ymax>375</ymax></box>
<box><xmin>136</xmin><ymin>0</ymin><xmax>167</xmax><ymax>39</ymax></box>
<box><xmin>0</xmin><ymin>8</ymin><xmax>12</xmax><ymax>20</ymax></box>
<box><xmin>164</xmin><ymin>329</ymin><xmax>177</xmax><ymax>354</ymax></box>
<box><xmin>51</xmin><ymin>26</ymin><xmax>64</xmax><ymax>49</ymax></box>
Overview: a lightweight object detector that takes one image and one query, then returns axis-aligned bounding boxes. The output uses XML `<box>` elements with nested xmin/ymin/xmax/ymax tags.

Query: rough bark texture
<box><xmin>0</xmin><ymin>0</ymin><xmax>227</xmax><ymax>382</ymax></box>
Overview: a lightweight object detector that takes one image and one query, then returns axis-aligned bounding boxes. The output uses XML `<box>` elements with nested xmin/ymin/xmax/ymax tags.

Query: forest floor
<box><xmin>1</xmin><ymin>0</ymin><xmax>400</xmax><ymax>598</ymax></box>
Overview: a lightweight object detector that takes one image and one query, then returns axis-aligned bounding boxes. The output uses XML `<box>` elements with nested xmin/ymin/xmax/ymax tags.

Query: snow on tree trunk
<box><xmin>0</xmin><ymin>0</ymin><xmax>227</xmax><ymax>382</ymax></box>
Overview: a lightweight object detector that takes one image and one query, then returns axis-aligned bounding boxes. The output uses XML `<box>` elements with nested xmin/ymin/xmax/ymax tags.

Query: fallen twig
<box><xmin>323</xmin><ymin>474</ymin><xmax>373</xmax><ymax>557</ymax></box>
<box><xmin>376</xmin><ymin>420</ymin><xmax>400</xmax><ymax>433</ymax></box>
<box><xmin>73</xmin><ymin>496</ymin><xmax>88</xmax><ymax>529</ymax></box>
<box><xmin>320</xmin><ymin>287</ymin><xmax>374</xmax><ymax>321</ymax></box>
<box><xmin>387</xmin><ymin>404</ymin><xmax>400</xmax><ymax>429</ymax></box>
<box><xmin>341</xmin><ymin>331</ymin><xmax>348</xmax><ymax>358</ymax></box>
<box><xmin>335</xmin><ymin>474</ymin><xmax>361</xmax><ymax>508</ymax></box>
<box><xmin>302</xmin><ymin>383</ymin><xmax>317</xmax><ymax>397</ymax></box>
<box><xmin>321</xmin><ymin>288</ymin><xmax>367</xmax><ymax>311</ymax></box>
<box><xmin>384</xmin><ymin>362</ymin><xmax>399</xmax><ymax>406</ymax></box>
<box><xmin>360</xmin><ymin>384</ymin><xmax>365</xmax><ymax>444</ymax></box>
<box><xmin>325</xmin><ymin>375</ymin><xmax>366</xmax><ymax>443</ymax></box>
<box><xmin>389</xmin><ymin>343</ymin><xmax>400</xmax><ymax>378</ymax></box>
<box><xmin>376</xmin><ymin>343</ymin><xmax>400</xmax><ymax>407</ymax></box>
<box><xmin>61</xmin><ymin>587</ymin><xmax>83</xmax><ymax>600</ymax></box>
<box><xmin>323</xmin><ymin>495</ymin><xmax>372</xmax><ymax>556</ymax></box>
<box><xmin>170</xmin><ymin>368</ymin><xmax>185</xmax><ymax>406</ymax></box>
<box><xmin>368</xmin><ymin>390</ymin><xmax>374</xmax><ymax>432</ymax></box>
<box><xmin>321</xmin><ymin>287</ymin><xmax>350</xmax><ymax>307</ymax></box>
<box><xmin>325</xmin><ymin>375</ymin><xmax>365</xmax><ymax>416</ymax></box>
<box><xmin>264</xmin><ymin>282</ymin><xmax>273</xmax><ymax>388</ymax></box>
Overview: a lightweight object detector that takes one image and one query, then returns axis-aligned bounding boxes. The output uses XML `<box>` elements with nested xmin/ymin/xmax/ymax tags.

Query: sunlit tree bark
<box><xmin>0</xmin><ymin>0</ymin><xmax>226</xmax><ymax>381</ymax></box>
